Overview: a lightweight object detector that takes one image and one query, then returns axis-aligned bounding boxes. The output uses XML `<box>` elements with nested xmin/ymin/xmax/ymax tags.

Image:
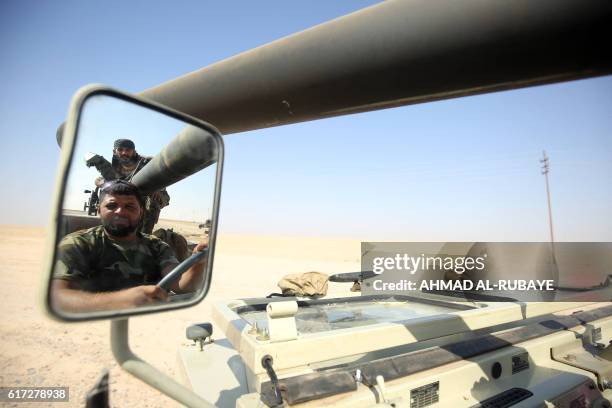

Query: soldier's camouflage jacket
<box><xmin>54</xmin><ymin>225</ymin><xmax>178</xmax><ymax>292</ymax></box>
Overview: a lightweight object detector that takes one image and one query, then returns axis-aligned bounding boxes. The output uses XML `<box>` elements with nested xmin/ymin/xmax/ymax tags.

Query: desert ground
<box><xmin>0</xmin><ymin>223</ymin><xmax>360</xmax><ymax>407</ymax></box>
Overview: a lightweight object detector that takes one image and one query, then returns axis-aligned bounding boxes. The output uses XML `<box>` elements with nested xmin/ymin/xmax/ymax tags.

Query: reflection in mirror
<box><xmin>51</xmin><ymin>93</ymin><xmax>219</xmax><ymax>316</ymax></box>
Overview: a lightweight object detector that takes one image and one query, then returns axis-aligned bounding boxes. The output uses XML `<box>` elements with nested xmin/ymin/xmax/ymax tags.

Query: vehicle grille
<box><xmin>471</xmin><ymin>388</ymin><xmax>533</xmax><ymax>408</ymax></box>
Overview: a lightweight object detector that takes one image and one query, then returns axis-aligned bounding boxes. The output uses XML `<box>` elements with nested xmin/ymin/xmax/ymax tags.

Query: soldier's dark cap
<box><xmin>114</xmin><ymin>139</ymin><xmax>135</xmax><ymax>149</ymax></box>
<box><xmin>99</xmin><ymin>179</ymin><xmax>144</xmax><ymax>207</ymax></box>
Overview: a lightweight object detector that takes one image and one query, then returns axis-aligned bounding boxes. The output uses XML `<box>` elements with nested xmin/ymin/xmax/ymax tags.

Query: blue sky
<box><xmin>64</xmin><ymin>93</ymin><xmax>218</xmax><ymax>222</ymax></box>
<box><xmin>1</xmin><ymin>1</ymin><xmax>610</xmax><ymax>241</ymax></box>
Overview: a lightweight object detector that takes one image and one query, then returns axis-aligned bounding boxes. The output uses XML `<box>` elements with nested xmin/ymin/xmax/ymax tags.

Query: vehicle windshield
<box><xmin>220</xmin><ymin>75</ymin><xmax>611</xmax><ymax>303</ymax></box>
<box><xmin>238</xmin><ymin>296</ymin><xmax>476</xmax><ymax>334</ymax></box>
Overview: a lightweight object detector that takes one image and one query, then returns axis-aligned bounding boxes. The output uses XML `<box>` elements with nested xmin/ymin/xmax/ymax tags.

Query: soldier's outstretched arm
<box><xmin>84</xmin><ymin>152</ymin><xmax>118</xmax><ymax>181</ymax></box>
<box><xmin>51</xmin><ymin>280</ymin><xmax>168</xmax><ymax>312</ymax></box>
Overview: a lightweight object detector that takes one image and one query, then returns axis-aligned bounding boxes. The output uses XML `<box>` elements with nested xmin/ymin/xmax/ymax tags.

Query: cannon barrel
<box><xmin>130</xmin><ymin>125</ymin><xmax>217</xmax><ymax>194</ymax></box>
<box><xmin>140</xmin><ymin>0</ymin><xmax>612</xmax><ymax>135</ymax></box>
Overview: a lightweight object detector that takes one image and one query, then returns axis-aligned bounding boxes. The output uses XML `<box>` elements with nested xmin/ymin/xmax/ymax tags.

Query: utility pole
<box><xmin>540</xmin><ymin>151</ymin><xmax>555</xmax><ymax>243</ymax></box>
<box><xmin>540</xmin><ymin>151</ymin><xmax>558</xmax><ymax>297</ymax></box>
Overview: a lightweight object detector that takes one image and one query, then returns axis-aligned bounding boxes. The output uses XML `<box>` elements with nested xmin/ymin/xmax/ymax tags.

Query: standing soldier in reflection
<box><xmin>85</xmin><ymin>138</ymin><xmax>170</xmax><ymax>233</ymax></box>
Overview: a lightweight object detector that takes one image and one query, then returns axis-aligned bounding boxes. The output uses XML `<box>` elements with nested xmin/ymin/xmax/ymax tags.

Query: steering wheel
<box><xmin>157</xmin><ymin>249</ymin><xmax>208</xmax><ymax>291</ymax></box>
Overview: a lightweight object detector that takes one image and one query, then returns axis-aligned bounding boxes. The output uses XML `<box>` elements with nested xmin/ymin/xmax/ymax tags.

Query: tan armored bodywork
<box><xmin>175</xmin><ymin>295</ymin><xmax>612</xmax><ymax>407</ymax></box>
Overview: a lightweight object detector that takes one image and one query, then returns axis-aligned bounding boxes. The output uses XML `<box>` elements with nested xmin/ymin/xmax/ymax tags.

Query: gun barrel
<box><xmin>140</xmin><ymin>0</ymin><xmax>612</xmax><ymax>135</ymax></box>
<box><xmin>131</xmin><ymin>125</ymin><xmax>218</xmax><ymax>194</ymax></box>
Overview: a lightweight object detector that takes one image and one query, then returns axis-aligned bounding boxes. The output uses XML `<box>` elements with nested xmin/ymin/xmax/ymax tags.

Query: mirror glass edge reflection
<box><xmin>46</xmin><ymin>86</ymin><xmax>223</xmax><ymax>321</ymax></box>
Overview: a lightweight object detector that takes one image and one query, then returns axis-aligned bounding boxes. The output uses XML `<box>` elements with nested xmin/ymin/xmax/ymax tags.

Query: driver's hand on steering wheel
<box><xmin>192</xmin><ymin>237</ymin><xmax>209</xmax><ymax>264</ymax></box>
<box><xmin>122</xmin><ymin>285</ymin><xmax>169</xmax><ymax>306</ymax></box>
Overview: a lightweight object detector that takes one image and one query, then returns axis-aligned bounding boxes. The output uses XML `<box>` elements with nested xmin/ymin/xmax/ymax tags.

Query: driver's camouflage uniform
<box><xmin>54</xmin><ymin>225</ymin><xmax>179</xmax><ymax>292</ymax></box>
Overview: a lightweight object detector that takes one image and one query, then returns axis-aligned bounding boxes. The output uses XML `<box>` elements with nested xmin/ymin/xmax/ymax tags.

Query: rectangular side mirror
<box><xmin>42</xmin><ymin>85</ymin><xmax>224</xmax><ymax>321</ymax></box>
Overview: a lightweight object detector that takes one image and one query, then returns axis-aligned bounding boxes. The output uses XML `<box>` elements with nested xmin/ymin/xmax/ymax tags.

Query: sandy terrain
<box><xmin>0</xmin><ymin>224</ymin><xmax>360</xmax><ymax>407</ymax></box>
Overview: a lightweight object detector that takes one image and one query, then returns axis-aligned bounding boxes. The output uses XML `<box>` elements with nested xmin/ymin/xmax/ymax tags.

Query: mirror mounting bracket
<box><xmin>110</xmin><ymin>319</ymin><xmax>214</xmax><ymax>407</ymax></box>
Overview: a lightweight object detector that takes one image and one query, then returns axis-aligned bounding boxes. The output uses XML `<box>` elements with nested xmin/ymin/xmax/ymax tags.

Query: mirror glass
<box><xmin>50</xmin><ymin>92</ymin><xmax>220</xmax><ymax>317</ymax></box>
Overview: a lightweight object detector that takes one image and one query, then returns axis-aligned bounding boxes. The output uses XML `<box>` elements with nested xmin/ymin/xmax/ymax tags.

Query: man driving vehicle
<box><xmin>52</xmin><ymin>179</ymin><xmax>207</xmax><ymax>312</ymax></box>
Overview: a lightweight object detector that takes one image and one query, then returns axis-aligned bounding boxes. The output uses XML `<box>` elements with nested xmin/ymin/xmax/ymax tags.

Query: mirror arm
<box><xmin>110</xmin><ymin>319</ymin><xmax>214</xmax><ymax>408</ymax></box>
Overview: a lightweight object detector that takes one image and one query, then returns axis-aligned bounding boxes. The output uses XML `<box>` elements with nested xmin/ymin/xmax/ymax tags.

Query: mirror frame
<box><xmin>41</xmin><ymin>84</ymin><xmax>224</xmax><ymax>322</ymax></box>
